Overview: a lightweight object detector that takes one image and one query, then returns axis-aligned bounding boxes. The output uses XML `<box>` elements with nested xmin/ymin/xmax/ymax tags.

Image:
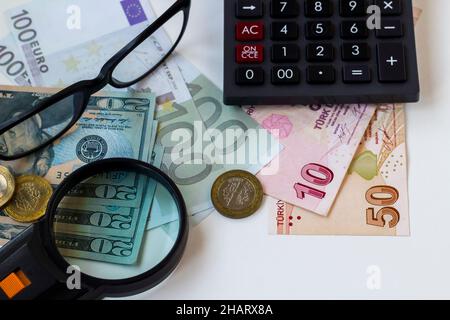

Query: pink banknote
<box><xmin>245</xmin><ymin>104</ymin><xmax>376</xmax><ymax>216</ymax></box>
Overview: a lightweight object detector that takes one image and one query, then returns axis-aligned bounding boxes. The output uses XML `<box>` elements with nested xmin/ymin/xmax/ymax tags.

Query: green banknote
<box><xmin>54</xmin><ymin>144</ymin><xmax>164</xmax><ymax>265</ymax></box>
<box><xmin>0</xmin><ymin>86</ymin><xmax>156</xmax><ymax>249</ymax></box>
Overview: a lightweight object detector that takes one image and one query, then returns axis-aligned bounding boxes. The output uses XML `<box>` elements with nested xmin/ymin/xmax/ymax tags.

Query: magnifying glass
<box><xmin>0</xmin><ymin>158</ymin><xmax>188</xmax><ymax>300</ymax></box>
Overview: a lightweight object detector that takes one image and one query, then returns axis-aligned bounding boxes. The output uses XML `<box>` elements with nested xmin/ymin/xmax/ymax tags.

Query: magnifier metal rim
<box><xmin>37</xmin><ymin>158</ymin><xmax>188</xmax><ymax>298</ymax></box>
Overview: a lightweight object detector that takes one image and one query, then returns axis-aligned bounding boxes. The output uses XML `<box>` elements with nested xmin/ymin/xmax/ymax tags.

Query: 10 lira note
<box><xmin>246</xmin><ymin>104</ymin><xmax>376</xmax><ymax>216</ymax></box>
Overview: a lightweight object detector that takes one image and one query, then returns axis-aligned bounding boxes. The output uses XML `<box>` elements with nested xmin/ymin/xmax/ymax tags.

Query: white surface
<box><xmin>2</xmin><ymin>0</ymin><xmax>450</xmax><ymax>299</ymax></box>
<box><xmin>139</xmin><ymin>0</ymin><xmax>450</xmax><ymax>300</ymax></box>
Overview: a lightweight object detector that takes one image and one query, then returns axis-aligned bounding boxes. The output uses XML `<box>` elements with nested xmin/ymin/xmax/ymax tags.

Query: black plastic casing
<box><xmin>224</xmin><ymin>0</ymin><xmax>420</xmax><ymax>105</ymax></box>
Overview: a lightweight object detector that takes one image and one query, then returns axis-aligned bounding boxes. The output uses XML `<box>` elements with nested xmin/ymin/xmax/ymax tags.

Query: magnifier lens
<box><xmin>51</xmin><ymin>168</ymin><xmax>181</xmax><ymax>280</ymax></box>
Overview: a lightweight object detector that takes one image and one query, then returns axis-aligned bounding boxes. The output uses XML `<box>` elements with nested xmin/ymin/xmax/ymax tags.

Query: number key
<box><xmin>271</xmin><ymin>22</ymin><xmax>299</xmax><ymax>40</ymax></box>
<box><xmin>305</xmin><ymin>0</ymin><xmax>332</xmax><ymax>17</ymax></box>
<box><xmin>340</xmin><ymin>0</ymin><xmax>367</xmax><ymax>17</ymax></box>
<box><xmin>272</xmin><ymin>44</ymin><xmax>300</xmax><ymax>62</ymax></box>
<box><xmin>271</xmin><ymin>0</ymin><xmax>300</xmax><ymax>18</ymax></box>
<box><xmin>342</xmin><ymin>43</ymin><xmax>370</xmax><ymax>61</ymax></box>
<box><xmin>305</xmin><ymin>21</ymin><xmax>333</xmax><ymax>40</ymax></box>
<box><xmin>236</xmin><ymin>67</ymin><xmax>264</xmax><ymax>85</ymax></box>
<box><xmin>306</xmin><ymin>43</ymin><xmax>334</xmax><ymax>62</ymax></box>
<box><xmin>272</xmin><ymin>66</ymin><xmax>300</xmax><ymax>84</ymax></box>
<box><xmin>341</xmin><ymin>20</ymin><xmax>368</xmax><ymax>39</ymax></box>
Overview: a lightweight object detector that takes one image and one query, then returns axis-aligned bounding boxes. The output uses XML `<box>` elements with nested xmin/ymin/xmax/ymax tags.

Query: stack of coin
<box><xmin>211</xmin><ymin>170</ymin><xmax>264</xmax><ymax>219</ymax></box>
<box><xmin>0</xmin><ymin>166</ymin><xmax>53</xmax><ymax>223</ymax></box>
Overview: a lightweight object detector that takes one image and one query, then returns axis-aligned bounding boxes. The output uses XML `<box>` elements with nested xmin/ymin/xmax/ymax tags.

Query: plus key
<box><xmin>377</xmin><ymin>43</ymin><xmax>406</xmax><ymax>82</ymax></box>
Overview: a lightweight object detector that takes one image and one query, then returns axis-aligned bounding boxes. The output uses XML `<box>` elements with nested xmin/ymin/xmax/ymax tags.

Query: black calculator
<box><xmin>223</xmin><ymin>0</ymin><xmax>419</xmax><ymax>105</ymax></box>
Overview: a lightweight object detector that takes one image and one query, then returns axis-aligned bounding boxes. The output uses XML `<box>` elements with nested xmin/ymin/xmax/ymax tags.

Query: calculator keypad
<box><xmin>225</xmin><ymin>0</ymin><xmax>419</xmax><ymax>105</ymax></box>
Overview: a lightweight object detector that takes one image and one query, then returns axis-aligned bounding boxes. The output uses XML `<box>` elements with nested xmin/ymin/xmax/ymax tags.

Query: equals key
<box><xmin>343</xmin><ymin>65</ymin><xmax>371</xmax><ymax>83</ymax></box>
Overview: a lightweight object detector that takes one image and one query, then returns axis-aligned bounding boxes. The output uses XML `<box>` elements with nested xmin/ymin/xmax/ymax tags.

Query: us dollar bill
<box><xmin>53</xmin><ymin>144</ymin><xmax>164</xmax><ymax>265</ymax></box>
<box><xmin>0</xmin><ymin>86</ymin><xmax>157</xmax><ymax>250</ymax></box>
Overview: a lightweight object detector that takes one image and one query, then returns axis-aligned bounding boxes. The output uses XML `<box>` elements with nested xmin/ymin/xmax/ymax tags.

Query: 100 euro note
<box><xmin>266</xmin><ymin>104</ymin><xmax>410</xmax><ymax>236</ymax></box>
<box><xmin>4</xmin><ymin>0</ymin><xmax>162</xmax><ymax>86</ymax></box>
<box><xmin>0</xmin><ymin>86</ymin><xmax>157</xmax><ymax>250</ymax></box>
<box><xmin>144</xmin><ymin>54</ymin><xmax>284</xmax><ymax>228</ymax></box>
<box><xmin>0</xmin><ymin>33</ymin><xmax>32</xmax><ymax>86</ymax></box>
<box><xmin>246</xmin><ymin>104</ymin><xmax>376</xmax><ymax>216</ymax></box>
<box><xmin>151</xmin><ymin>54</ymin><xmax>283</xmax><ymax>218</ymax></box>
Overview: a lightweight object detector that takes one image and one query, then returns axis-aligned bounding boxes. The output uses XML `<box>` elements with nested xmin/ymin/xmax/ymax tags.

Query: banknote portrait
<box><xmin>0</xmin><ymin>94</ymin><xmax>73</xmax><ymax>176</ymax></box>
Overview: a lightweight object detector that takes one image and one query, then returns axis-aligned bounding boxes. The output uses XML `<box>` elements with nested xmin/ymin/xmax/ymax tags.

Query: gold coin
<box><xmin>211</xmin><ymin>170</ymin><xmax>263</xmax><ymax>219</ymax></box>
<box><xmin>4</xmin><ymin>175</ymin><xmax>53</xmax><ymax>223</ymax></box>
<box><xmin>0</xmin><ymin>166</ymin><xmax>15</xmax><ymax>209</ymax></box>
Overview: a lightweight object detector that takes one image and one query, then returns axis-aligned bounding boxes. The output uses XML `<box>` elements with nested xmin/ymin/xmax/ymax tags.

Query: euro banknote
<box><xmin>0</xmin><ymin>33</ymin><xmax>32</xmax><ymax>86</ymax></box>
<box><xmin>4</xmin><ymin>0</ymin><xmax>163</xmax><ymax>86</ymax></box>
<box><xmin>154</xmin><ymin>55</ymin><xmax>282</xmax><ymax>215</ymax></box>
<box><xmin>267</xmin><ymin>104</ymin><xmax>410</xmax><ymax>236</ymax></box>
<box><xmin>246</xmin><ymin>104</ymin><xmax>375</xmax><ymax>216</ymax></box>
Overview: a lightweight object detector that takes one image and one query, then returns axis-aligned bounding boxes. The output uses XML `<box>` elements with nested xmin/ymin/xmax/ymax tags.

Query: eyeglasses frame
<box><xmin>0</xmin><ymin>0</ymin><xmax>191</xmax><ymax>161</ymax></box>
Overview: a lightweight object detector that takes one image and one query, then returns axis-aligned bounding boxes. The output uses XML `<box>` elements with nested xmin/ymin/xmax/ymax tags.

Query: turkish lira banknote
<box><xmin>246</xmin><ymin>104</ymin><xmax>376</xmax><ymax>216</ymax></box>
<box><xmin>266</xmin><ymin>104</ymin><xmax>410</xmax><ymax>236</ymax></box>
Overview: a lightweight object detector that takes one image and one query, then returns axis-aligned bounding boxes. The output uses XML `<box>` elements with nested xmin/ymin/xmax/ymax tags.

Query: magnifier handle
<box><xmin>0</xmin><ymin>225</ymin><xmax>77</xmax><ymax>300</ymax></box>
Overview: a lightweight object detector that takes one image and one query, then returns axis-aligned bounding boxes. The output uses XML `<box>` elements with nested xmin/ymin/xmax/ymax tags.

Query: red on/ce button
<box><xmin>236</xmin><ymin>22</ymin><xmax>264</xmax><ymax>41</ymax></box>
<box><xmin>236</xmin><ymin>44</ymin><xmax>264</xmax><ymax>64</ymax></box>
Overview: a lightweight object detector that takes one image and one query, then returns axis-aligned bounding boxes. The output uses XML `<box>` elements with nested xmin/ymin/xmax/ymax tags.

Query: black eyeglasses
<box><xmin>0</xmin><ymin>0</ymin><xmax>191</xmax><ymax>161</ymax></box>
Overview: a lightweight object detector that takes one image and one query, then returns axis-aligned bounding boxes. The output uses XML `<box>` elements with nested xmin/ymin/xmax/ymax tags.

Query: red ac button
<box><xmin>236</xmin><ymin>22</ymin><xmax>264</xmax><ymax>41</ymax></box>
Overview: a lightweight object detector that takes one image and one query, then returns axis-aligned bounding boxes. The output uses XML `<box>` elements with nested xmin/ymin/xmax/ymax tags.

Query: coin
<box><xmin>0</xmin><ymin>166</ymin><xmax>15</xmax><ymax>209</ymax></box>
<box><xmin>211</xmin><ymin>170</ymin><xmax>263</xmax><ymax>219</ymax></box>
<box><xmin>4</xmin><ymin>175</ymin><xmax>53</xmax><ymax>223</ymax></box>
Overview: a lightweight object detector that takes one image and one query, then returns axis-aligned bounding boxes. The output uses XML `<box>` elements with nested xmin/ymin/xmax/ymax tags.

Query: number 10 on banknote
<box><xmin>293</xmin><ymin>163</ymin><xmax>335</xmax><ymax>201</ymax></box>
<box><xmin>246</xmin><ymin>104</ymin><xmax>376</xmax><ymax>216</ymax></box>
